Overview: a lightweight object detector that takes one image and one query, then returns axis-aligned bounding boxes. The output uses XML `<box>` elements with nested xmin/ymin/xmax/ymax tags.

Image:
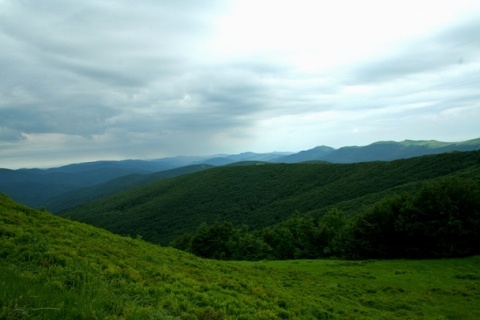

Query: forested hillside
<box><xmin>62</xmin><ymin>150</ymin><xmax>480</xmax><ymax>245</ymax></box>
<box><xmin>0</xmin><ymin>161</ymin><xmax>170</xmax><ymax>208</ymax></box>
<box><xmin>173</xmin><ymin>176</ymin><xmax>480</xmax><ymax>260</ymax></box>
<box><xmin>46</xmin><ymin>164</ymin><xmax>213</xmax><ymax>212</ymax></box>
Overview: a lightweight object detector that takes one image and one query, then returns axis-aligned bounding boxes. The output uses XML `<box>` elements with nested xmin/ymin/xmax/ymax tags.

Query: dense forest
<box><xmin>62</xmin><ymin>150</ymin><xmax>480</xmax><ymax>247</ymax></box>
<box><xmin>171</xmin><ymin>177</ymin><xmax>480</xmax><ymax>260</ymax></box>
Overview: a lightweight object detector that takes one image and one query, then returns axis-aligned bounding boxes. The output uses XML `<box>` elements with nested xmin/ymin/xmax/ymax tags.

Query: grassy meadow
<box><xmin>239</xmin><ymin>258</ymin><xmax>480</xmax><ymax>319</ymax></box>
<box><xmin>1</xmin><ymin>194</ymin><xmax>480</xmax><ymax>319</ymax></box>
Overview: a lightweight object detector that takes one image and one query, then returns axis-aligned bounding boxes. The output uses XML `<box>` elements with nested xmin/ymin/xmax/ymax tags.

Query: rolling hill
<box><xmin>2</xmin><ymin>195</ymin><xmax>479</xmax><ymax>319</ymax></box>
<box><xmin>45</xmin><ymin>164</ymin><xmax>213</xmax><ymax>212</ymax></box>
<box><xmin>2</xmin><ymin>138</ymin><xmax>478</xmax><ymax>209</ymax></box>
<box><xmin>62</xmin><ymin>150</ymin><xmax>480</xmax><ymax>245</ymax></box>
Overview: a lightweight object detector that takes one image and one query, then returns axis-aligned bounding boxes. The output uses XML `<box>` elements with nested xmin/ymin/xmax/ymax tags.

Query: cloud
<box><xmin>1</xmin><ymin>0</ymin><xmax>480</xmax><ymax>168</ymax></box>
<box><xmin>0</xmin><ymin>127</ymin><xmax>25</xmax><ymax>142</ymax></box>
<box><xmin>349</xmin><ymin>16</ymin><xmax>480</xmax><ymax>84</ymax></box>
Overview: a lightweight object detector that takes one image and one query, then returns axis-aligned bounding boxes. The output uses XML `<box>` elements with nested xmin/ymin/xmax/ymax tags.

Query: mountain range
<box><xmin>1</xmin><ymin>138</ymin><xmax>479</xmax><ymax>209</ymax></box>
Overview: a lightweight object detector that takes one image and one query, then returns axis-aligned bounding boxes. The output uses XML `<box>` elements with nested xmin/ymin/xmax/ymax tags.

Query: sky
<box><xmin>1</xmin><ymin>0</ymin><xmax>480</xmax><ymax>169</ymax></box>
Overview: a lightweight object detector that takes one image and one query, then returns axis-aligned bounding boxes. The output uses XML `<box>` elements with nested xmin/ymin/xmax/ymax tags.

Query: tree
<box><xmin>318</xmin><ymin>208</ymin><xmax>348</xmax><ymax>257</ymax></box>
<box><xmin>262</xmin><ymin>226</ymin><xmax>296</xmax><ymax>260</ymax></box>
<box><xmin>397</xmin><ymin>177</ymin><xmax>480</xmax><ymax>257</ymax></box>
<box><xmin>346</xmin><ymin>194</ymin><xmax>408</xmax><ymax>259</ymax></box>
<box><xmin>228</xmin><ymin>226</ymin><xmax>271</xmax><ymax>260</ymax></box>
<box><xmin>189</xmin><ymin>222</ymin><xmax>236</xmax><ymax>259</ymax></box>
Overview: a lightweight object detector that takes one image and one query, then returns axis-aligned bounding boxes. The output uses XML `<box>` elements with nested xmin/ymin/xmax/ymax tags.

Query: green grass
<box><xmin>238</xmin><ymin>258</ymin><xmax>480</xmax><ymax>319</ymax></box>
<box><xmin>2</xmin><ymin>195</ymin><xmax>479</xmax><ymax>319</ymax></box>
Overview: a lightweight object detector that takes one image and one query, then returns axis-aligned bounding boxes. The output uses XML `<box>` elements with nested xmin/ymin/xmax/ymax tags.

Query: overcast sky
<box><xmin>1</xmin><ymin>0</ymin><xmax>480</xmax><ymax>169</ymax></box>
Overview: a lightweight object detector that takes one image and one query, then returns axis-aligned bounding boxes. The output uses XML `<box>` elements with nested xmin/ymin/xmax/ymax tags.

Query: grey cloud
<box><xmin>438</xmin><ymin>16</ymin><xmax>480</xmax><ymax>51</ymax></box>
<box><xmin>0</xmin><ymin>0</ymin><xmax>223</xmax><ymax>143</ymax></box>
<box><xmin>229</xmin><ymin>61</ymin><xmax>291</xmax><ymax>76</ymax></box>
<box><xmin>0</xmin><ymin>0</ymin><xmax>329</xmax><ymax>147</ymax></box>
<box><xmin>350</xmin><ymin>17</ymin><xmax>480</xmax><ymax>84</ymax></box>
<box><xmin>351</xmin><ymin>47</ymin><xmax>457</xmax><ymax>84</ymax></box>
<box><xmin>43</xmin><ymin>55</ymin><xmax>166</xmax><ymax>88</ymax></box>
<box><xmin>0</xmin><ymin>0</ymin><xmax>215</xmax><ymax>87</ymax></box>
<box><xmin>0</xmin><ymin>127</ymin><xmax>25</xmax><ymax>142</ymax></box>
<box><xmin>0</xmin><ymin>104</ymin><xmax>119</xmax><ymax>138</ymax></box>
<box><xmin>188</xmin><ymin>64</ymin><xmax>339</xmax><ymax>119</ymax></box>
<box><xmin>199</xmin><ymin>78</ymin><xmax>270</xmax><ymax>111</ymax></box>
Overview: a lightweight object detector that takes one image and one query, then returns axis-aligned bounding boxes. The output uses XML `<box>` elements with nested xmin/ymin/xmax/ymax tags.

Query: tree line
<box><xmin>170</xmin><ymin>177</ymin><xmax>480</xmax><ymax>260</ymax></box>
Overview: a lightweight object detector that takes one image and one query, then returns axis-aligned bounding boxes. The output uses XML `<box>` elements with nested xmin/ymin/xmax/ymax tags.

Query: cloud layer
<box><xmin>1</xmin><ymin>0</ymin><xmax>480</xmax><ymax>168</ymax></box>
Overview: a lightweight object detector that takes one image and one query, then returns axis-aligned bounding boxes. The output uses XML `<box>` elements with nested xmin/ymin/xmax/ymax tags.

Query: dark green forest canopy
<box><xmin>62</xmin><ymin>150</ymin><xmax>480</xmax><ymax>245</ymax></box>
<box><xmin>172</xmin><ymin>176</ymin><xmax>480</xmax><ymax>260</ymax></box>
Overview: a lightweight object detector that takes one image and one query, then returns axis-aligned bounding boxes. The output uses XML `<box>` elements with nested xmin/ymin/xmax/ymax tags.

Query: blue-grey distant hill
<box><xmin>195</xmin><ymin>152</ymin><xmax>292</xmax><ymax>166</ymax></box>
<box><xmin>272</xmin><ymin>146</ymin><xmax>335</xmax><ymax>163</ymax></box>
<box><xmin>44</xmin><ymin>164</ymin><xmax>213</xmax><ymax>212</ymax></box>
<box><xmin>0</xmin><ymin>159</ymin><xmax>192</xmax><ymax>209</ymax></box>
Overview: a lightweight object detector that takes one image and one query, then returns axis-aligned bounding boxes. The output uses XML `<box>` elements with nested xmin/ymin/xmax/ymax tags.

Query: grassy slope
<box><xmin>1</xmin><ymin>195</ymin><xmax>479</xmax><ymax>319</ymax></box>
<box><xmin>63</xmin><ymin>150</ymin><xmax>480</xmax><ymax>245</ymax></box>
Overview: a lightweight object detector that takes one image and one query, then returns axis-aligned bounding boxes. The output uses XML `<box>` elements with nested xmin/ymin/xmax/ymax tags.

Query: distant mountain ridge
<box><xmin>276</xmin><ymin>138</ymin><xmax>480</xmax><ymax>163</ymax></box>
<box><xmin>0</xmin><ymin>138</ymin><xmax>479</xmax><ymax>208</ymax></box>
<box><xmin>273</xmin><ymin>146</ymin><xmax>335</xmax><ymax>163</ymax></box>
<box><xmin>0</xmin><ymin>159</ymin><xmax>181</xmax><ymax>208</ymax></box>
